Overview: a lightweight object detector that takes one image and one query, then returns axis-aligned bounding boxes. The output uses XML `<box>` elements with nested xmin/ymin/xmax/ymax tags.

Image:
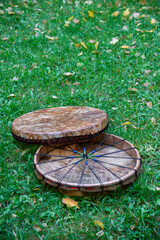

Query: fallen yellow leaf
<box><xmin>93</xmin><ymin>220</ymin><xmax>104</xmax><ymax>230</ymax></box>
<box><xmin>80</xmin><ymin>42</ymin><xmax>87</xmax><ymax>49</ymax></box>
<box><xmin>62</xmin><ymin>198</ymin><xmax>80</xmax><ymax>209</ymax></box>
<box><xmin>111</xmin><ymin>11</ymin><xmax>119</xmax><ymax>16</ymax></box>
<box><xmin>146</xmin><ymin>102</ymin><xmax>152</xmax><ymax>109</ymax></box>
<box><xmin>95</xmin><ymin>41</ymin><xmax>99</xmax><ymax>50</ymax></box>
<box><xmin>75</xmin><ymin>44</ymin><xmax>81</xmax><ymax>48</ymax></box>
<box><xmin>88</xmin><ymin>10</ymin><xmax>94</xmax><ymax>18</ymax></box>
<box><xmin>33</xmin><ymin>187</ymin><xmax>39</xmax><ymax>191</ymax></box>
<box><xmin>68</xmin><ymin>16</ymin><xmax>73</xmax><ymax>21</ymax></box>
<box><xmin>121</xmin><ymin>122</ymin><xmax>131</xmax><ymax>126</ymax></box>
<box><xmin>151</xmin><ymin>18</ymin><xmax>156</xmax><ymax>24</ymax></box>
<box><xmin>78</xmin><ymin>51</ymin><xmax>83</xmax><ymax>56</ymax></box>
<box><xmin>121</xmin><ymin>45</ymin><xmax>129</xmax><ymax>49</ymax></box>
<box><xmin>123</xmin><ymin>9</ymin><xmax>130</xmax><ymax>17</ymax></box>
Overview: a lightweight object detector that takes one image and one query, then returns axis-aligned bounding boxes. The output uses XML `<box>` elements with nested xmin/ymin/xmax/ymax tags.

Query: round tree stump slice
<box><xmin>34</xmin><ymin>133</ymin><xmax>141</xmax><ymax>196</ymax></box>
<box><xmin>11</xmin><ymin>106</ymin><xmax>108</xmax><ymax>144</ymax></box>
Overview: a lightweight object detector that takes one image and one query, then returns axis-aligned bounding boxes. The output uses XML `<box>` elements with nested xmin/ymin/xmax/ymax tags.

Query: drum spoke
<box><xmin>77</xmin><ymin>164</ymin><xmax>87</xmax><ymax>188</ymax></box>
<box><xmin>94</xmin><ymin>159</ymin><xmax>136</xmax><ymax>171</ymax></box>
<box><xmin>36</xmin><ymin>153</ymin><xmax>73</xmax><ymax>158</ymax></box>
<box><xmin>87</xmin><ymin>162</ymin><xmax>104</xmax><ymax>188</ymax></box>
<box><xmin>57</xmin><ymin>164</ymin><xmax>78</xmax><ymax>185</ymax></box>
<box><xmin>43</xmin><ymin>163</ymin><xmax>75</xmax><ymax>177</ymax></box>
<box><xmin>92</xmin><ymin>147</ymin><xmax>136</xmax><ymax>157</ymax></box>
<box><xmin>91</xmin><ymin>133</ymin><xmax>110</xmax><ymax>154</ymax></box>
<box><xmin>91</xmin><ymin>139</ymin><xmax>125</xmax><ymax>153</ymax></box>
<box><xmin>91</xmin><ymin>156</ymin><xmax>141</xmax><ymax>160</ymax></box>
<box><xmin>36</xmin><ymin>156</ymin><xmax>82</xmax><ymax>165</ymax></box>
<box><xmin>90</xmin><ymin>158</ymin><xmax>121</xmax><ymax>180</ymax></box>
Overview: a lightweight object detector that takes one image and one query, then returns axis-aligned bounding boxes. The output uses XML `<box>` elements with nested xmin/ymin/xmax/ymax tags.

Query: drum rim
<box><xmin>34</xmin><ymin>133</ymin><xmax>141</xmax><ymax>190</ymax></box>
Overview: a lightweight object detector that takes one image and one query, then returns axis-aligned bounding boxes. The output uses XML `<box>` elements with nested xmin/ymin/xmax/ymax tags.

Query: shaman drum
<box><xmin>11</xmin><ymin>106</ymin><xmax>108</xmax><ymax>144</ymax></box>
<box><xmin>34</xmin><ymin>133</ymin><xmax>141</xmax><ymax>196</ymax></box>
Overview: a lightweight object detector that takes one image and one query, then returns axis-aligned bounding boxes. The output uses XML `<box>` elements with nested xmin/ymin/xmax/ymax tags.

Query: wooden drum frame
<box><xmin>34</xmin><ymin>133</ymin><xmax>141</xmax><ymax>196</ymax></box>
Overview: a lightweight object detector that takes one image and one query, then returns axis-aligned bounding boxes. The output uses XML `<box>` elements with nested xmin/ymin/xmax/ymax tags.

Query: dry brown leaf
<box><xmin>85</xmin><ymin>0</ymin><xmax>93</xmax><ymax>5</ymax></box>
<box><xmin>128</xmin><ymin>88</ymin><xmax>138</xmax><ymax>92</ymax></box>
<box><xmin>110</xmin><ymin>37</ymin><xmax>119</xmax><ymax>45</ymax></box>
<box><xmin>2</xmin><ymin>37</ymin><xmax>9</xmax><ymax>41</ymax></box>
<box><xmin>73</xmin><ymin>18</ymin><xmax>79</xmax><ymax>24</ymax></box>
<box><xmin>130</xmin><ymin>221</ymin><xmax>138</xmax><ymax>231</ymax></box>
<box><xmin>9</xmin><ymin>94</ymin><xmax>16</xmax><ymax>97</ymax></box>
<box><xmin>65</xmin><ymin>80</ymin><xmax>70</xmax><ymax>85</ymax></box>
<box><xmin>122</xmin><ymin>25</ymin><xmax>128</xmax><ymax>31</ymax></box>
<box><xmin>42</xmin><ymin>19</ymin><xmax>47</xmax><ymax>25</ymax></box>
<box><xmin>12</xmin><ymin>230</ymin><xmax>18</xmax><ymax>240</ymax></box>
<box><xmin>71</xmin><ymin>88</ymin><xmax>75</xmax><ymax>94</ymax></box>
<box><xmin>140</xmin><ymin>0</ymin><xmax>147</xmax><ymax>4</ymax></box>
<box><xmin>145</xmin><ymin>70</ymin><xmax>151</xmax><ymax>74</ymax></box>
<box><xmin>62</xmin><ymin>198</ymin><xmax>80</xmax><ymax>208</ymax></box>
<box><xmin>136</xmin><ymin>28</ymin><xmax>144</xmax><ymax>33</ymax></box>
<box><xmin>146</xmin><ymin>102</ymin><xmax>152</xmax><ymax>109</ymax></box>
<box><xmin>73</xmin><ymin>82</ymin><xmax>80</xmax><ymax>86</ymax></box>
<box><xmin>96</xmin><ymin>230</ymin><xmax>104</xmax><ymax>237</ymax></box>
<box><xmin>89</xmin><ymin>39</ymin><xmax>96</xmax><ymax>43</ymax></box>
<box><xmin>129</xmin><ymin>45</ymin><xmax>136</xmax><ymax>49</ymax></box>
<box><xmin>95</xmin><ymin>41</ymin><xmax>99</xmax><ymax>50</ymax></box>
<box><xmin>151</xmin><ymin>117</ymin><xmax>156</xmax><ymax>125</ymax></box>
<box><xmin>63</xmin><ymin>72</ymin><xmax>75</xmax><ymax>76</ymax></box>
<box><xmin>52</xmin><ymin>95</ymin><xmax>58</xmax><ymax>99</ymax></box>
<box><xmin>132</xmin><ymin>12</ymin><xmax>140</xmax><ymax>19</ymax></box>
<box><xmin>34</xmin><ymin>226</ymin><xmax>42</xmax><ymax>232</ymax></box>
<box><xmin>111</xmin><ymin>11</ymin><xmax>119</xmax><ymax>16</ymax></box>
<box><xmin>88</xmin><ymin>11</ymin><xmax>94</xmax><ymax>18</ymax></box>
<box><xmin>95</xmin><ymin>26</ymin><xmax>102</xmax><ymax>31</ymax></box>
<box><xmin>92</xmin><ymin>51</ymin><xmax>101</xmax><ymax>55</ymax></box>
<box><xmin>12</xmin><ymin>77</ymin><xmax>19</xmax><ymax>81</ymax></box>
<box><xmin>0</xmin><ymin>10</ymin><xmax>4</xmax><ymax>14</ymax></box>
<box><xmin>123</xmin><ymin>9</ymin><xmax>130</xmax><ymax>17</ymax></box>
<box><xmin>93</xmin><ymin>220</ymin><xmax>104</xmax><ymax>230</ymax></box>
<box><xmin>45</xmin><ymin>35</ymin><xmax>58</xmax><ymax>41</ymax></box>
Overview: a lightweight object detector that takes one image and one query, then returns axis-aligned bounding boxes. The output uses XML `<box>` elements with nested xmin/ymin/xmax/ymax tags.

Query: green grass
<box><xmin>0</xmin><ymin>0</ymin><xmax>159</xmax><ymax>239</ymax></box>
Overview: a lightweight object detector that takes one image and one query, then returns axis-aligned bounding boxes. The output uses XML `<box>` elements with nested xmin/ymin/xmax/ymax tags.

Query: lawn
<box><xmin>0</xmin><ymin>0</ymin><xmax>159</xmax><ymax>239</ymax></box>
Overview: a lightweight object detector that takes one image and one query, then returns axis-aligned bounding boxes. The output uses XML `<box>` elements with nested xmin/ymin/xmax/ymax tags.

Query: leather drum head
<box><xmin>11</xmin><ymin>106</ymin><xmax>108</xmax><ymax>144</ymax></box>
